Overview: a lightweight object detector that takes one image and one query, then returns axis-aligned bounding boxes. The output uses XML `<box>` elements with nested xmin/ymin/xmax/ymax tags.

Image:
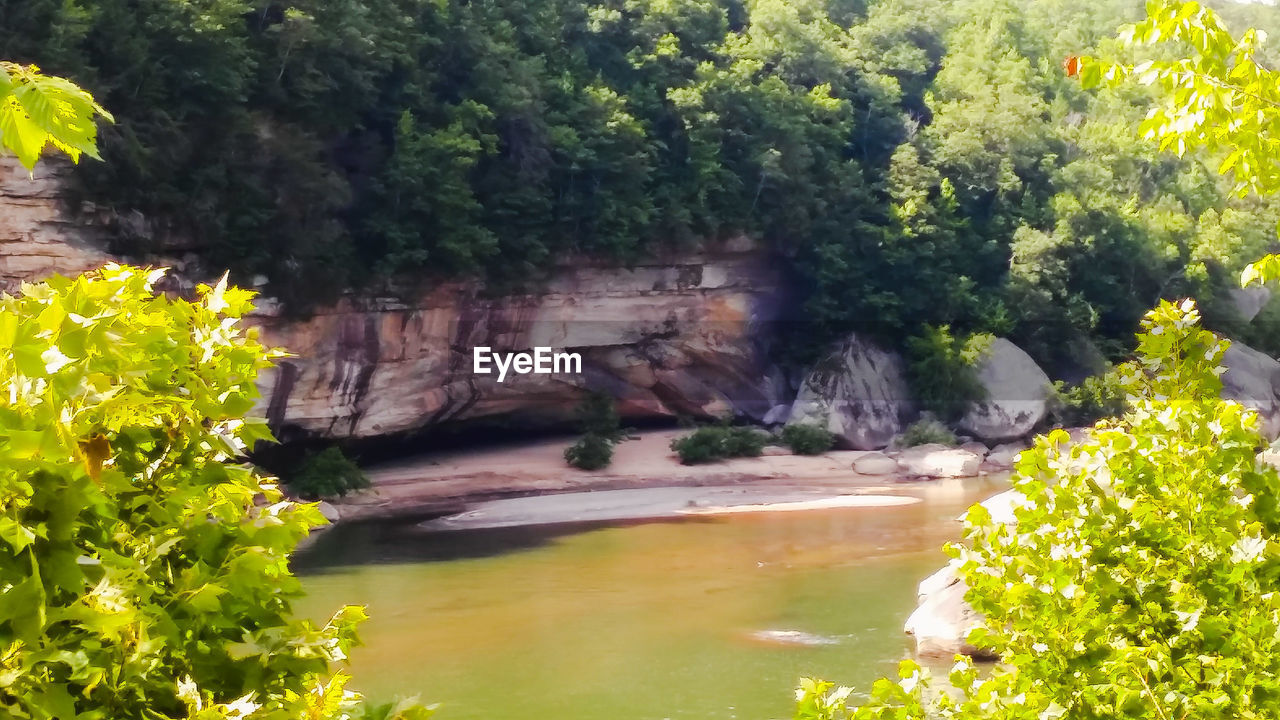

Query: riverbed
<box><xmin>293</xmin><ymin>474</ymin><xmax>1004</xmax><ymax>720</ymax></box>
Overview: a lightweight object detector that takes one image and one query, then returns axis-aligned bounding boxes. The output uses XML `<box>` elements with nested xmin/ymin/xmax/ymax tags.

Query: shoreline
<box><xmin>321</xmin><ymin>429</ymin><xmax>1014</xmax><ymax>527</ymax></box>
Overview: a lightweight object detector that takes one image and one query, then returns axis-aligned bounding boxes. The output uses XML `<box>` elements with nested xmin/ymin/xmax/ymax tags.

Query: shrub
<box><xmin>564</xmin><ymin>432</ymin><xmax>614</xmax><ymax>470</ymax></box>
<box><xmin>563</xmin><ymin>393</ymin><xmax>625</xmax><ymax>470</ymax></box>
<box><xmin>780</xmin><ymin>423</ymin><xmax>835</xmax><ymax>455</ymax></box>
<box><xmin>898</xmin><ymin>418</ymin><xmax>957</xmax><ymax>447</ymax></box>
<box><xmin>1048</xmin><ymin>370</ymin><xmax>1127</xmax><ymax>426</ymax></box>
<box><xmin>0</xmin><ymin>266</ymin><xmax>430</xmax><ymax>719</ymax></box>
<box><xmin>723</xmin><ymin>426</ymin><xmax>766</xmax><ymax>457</ymax></box>
<box><xmin>670</xmin><ymin>424</ymin><xmax>766</xmax><ymax>465</ymax></box>
<box><xmin>905</xmin><ymin>325</ymin><xmax>990</xmax><ymax>421</ymax></box>
<box><xmin>797</xmin><ymin>299</ymin><xmax>1280</xmax><ymax>720</ymax></box>
<box><xmin>286</xmin><ymin>446</ymin><xmax>372</xmax><ymax>500</ymax></box>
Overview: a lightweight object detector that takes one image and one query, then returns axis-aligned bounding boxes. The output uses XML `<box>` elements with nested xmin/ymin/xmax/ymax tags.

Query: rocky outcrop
<box><xmin>985</xmin><ymin>441</ymin><xmax>1028</xmax><ymax>469</ymax></box>
<box><xmin>1230</xmin><ymin>286</ymin><xmax>1272</xmax><ymax>323</ymax></box>
<box><xmin>251</xmin><ymin>245</ymin><xmax>787</xmax><ymax>440</ymax></box>
<box><xmin>787</xmin><ymin>335</ymin><xmax>914</xmax><ymax>450</ymax></box>
<box><xmin>904</xmin><ymin>563</ymin><xmax>994</xmax><ymax>660</ymax></box>
<box><xmin>906</xmin><ymin>490</ymin><xmax>1022</xmax><ymax>660</ymax></box>
<box><xmin>852</xmin><ymin>451</ymin><xmax>898</xmax><ymax>475</ymax></box>
<box><xmin>959</xmin><ymin>338</ymin><xmax>1051</xmax><ymax>443</ymax></box>
<box><xmin>0</xmin><ymin>161</ymin><xmax>113</xmax><ymax>291</ymax></box>
<box><xmin>1221</xmin><ymin>340</ymin><xmax>1280</xmax><ymax>440</ymax></box>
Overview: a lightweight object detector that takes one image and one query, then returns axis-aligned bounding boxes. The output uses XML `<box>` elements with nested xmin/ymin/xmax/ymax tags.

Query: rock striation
<box><xmin>786</xmin><ymin>334</ymin><xmax>914</xmax><ymax>450</ymax></box>
<box><xmin>0</xmin><ymin>160</ymin><xmax>113</xmax><ymax>291</ymax></box>
<box><xmin>252</xmin><ymin>245</ymin><xmax>789</xmax><ymax>440</ymax></box>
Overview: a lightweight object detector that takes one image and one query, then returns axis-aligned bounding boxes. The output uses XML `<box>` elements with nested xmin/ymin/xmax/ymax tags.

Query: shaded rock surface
<box><xmin>1221</xmin><ymin>340</ymin><xmax>1280</xmax><ymax>440</ymax></box>
<box><xmin>787</xmin><ymin>335</ymin><xmax>914</xmax><ymax>450</ymax></box>
<box><xmin>959</xmin><ymin>338</ymin><xmax>1051</xmax><ymax>443</ymax></box>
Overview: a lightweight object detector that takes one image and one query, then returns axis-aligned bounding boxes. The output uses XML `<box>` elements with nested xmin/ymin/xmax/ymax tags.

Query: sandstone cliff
<box><xmin>252</xmin><ymin>245</ymin><xmax>788</xmax><ymax>441</ymax></box>
<box><xmin>0</xmin><ymin>159</ymin><xmax>789</xmax><ymax>441</ymax></box>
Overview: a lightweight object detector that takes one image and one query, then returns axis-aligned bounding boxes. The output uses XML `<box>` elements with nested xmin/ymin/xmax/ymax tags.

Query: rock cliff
<box><xmin>0</xmin><ymin>159</ymin><xmax>789</xmax><ymax>441</ymax></box>
<box><xmin>252</xmin><ymin>245</ymin><xmax>788</xmax><ymax>441</ymax></box>
<box><xmin>0</xmin><ymin>161</ymin><xmax>113</xmax><ymax>290</ymax></box>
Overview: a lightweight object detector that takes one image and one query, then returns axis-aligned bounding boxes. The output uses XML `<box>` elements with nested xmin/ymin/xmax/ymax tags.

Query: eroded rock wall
<box><xmin>252</xmin><ymin>246</ymin><xmax>788</xmax><ymax>440</ymax></box>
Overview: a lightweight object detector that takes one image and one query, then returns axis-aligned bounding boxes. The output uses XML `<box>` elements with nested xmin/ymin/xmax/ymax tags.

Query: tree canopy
<box><xmin>7</xmin><ymin>0</ymin><xmax>1280</xmax><ymax>372</ymax></box>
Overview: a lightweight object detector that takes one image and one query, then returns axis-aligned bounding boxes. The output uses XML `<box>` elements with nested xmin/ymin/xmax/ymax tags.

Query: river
<box><xmin>293</xmin><ymin>474</ymin><xmax>1005</xmax><ymax>720</ymax></box>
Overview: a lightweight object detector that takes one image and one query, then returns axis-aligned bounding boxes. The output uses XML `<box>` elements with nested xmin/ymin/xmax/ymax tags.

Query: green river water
<box><xmin>293</xmin><ymin>475</ymin><xmax>1005</xmax><ymax>720</ymax></box>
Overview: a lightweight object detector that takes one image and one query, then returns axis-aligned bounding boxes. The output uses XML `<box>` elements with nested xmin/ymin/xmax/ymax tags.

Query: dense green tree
<box><xmin>5</xmin><ymin>0</ymin><xmax>1280</xmax><ymax>366</ymax></box>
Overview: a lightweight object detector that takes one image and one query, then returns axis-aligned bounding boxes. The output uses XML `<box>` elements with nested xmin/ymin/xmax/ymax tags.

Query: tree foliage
<box><xmin>670</xmin><ymin>423</ymin><xmax>766</xmax><ymax>465</ymax></box>
<box><xmin>564</xmin><ymin>393</ymin><xmax>625</xmax><ymax>470</ymax></box>
<box><xmin>798</xmin><ymin>3</ymin><xmax>1280</xmax><ymax>718</ymax></box>
<box><xmin>0</xmin><ymin>61</ymin><xmax>111</xmax><ymax>169</ymax></box>
<box><xmin>0</xmin><ymin>265</ymin><xmax>429</xmax><ymax>720</ymax></box>
<box><xmin>799</xmin><ymin>298</ymin><xmax>1280</xmax><ymax>720</ymax></box>
<box><xmin>8</xmin><ymin>0</ymin><xmax>1278</xmax><ymax>368</ymax></box>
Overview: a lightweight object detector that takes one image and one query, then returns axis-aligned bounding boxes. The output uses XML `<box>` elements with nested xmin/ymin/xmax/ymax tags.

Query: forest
<box><xmin>3</xmin><ymin>0</ymin><xmax>1280</xmax><ymax>373</ymax></box>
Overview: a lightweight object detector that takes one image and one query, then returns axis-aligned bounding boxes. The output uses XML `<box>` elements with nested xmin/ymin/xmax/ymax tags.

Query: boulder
<box><xmin>787</xmin><ymin>335</ymin><xmax>914</xmax><ymax>450</ymax></box>
<box><xmin>959</xmin><ymin>338</ymin><xmax>1051</xmax><ymax>443</ymax></box>
<box><xmin>904</xmin><ymin>563</ymin><xmax>996</xmax><ymax>660</ymax></box>
<box><xmin>1230</xmin><ymin>286</ymin><xmax>1272</xmax><ymax>323</ymax></box>
<box><xmin>852</xmin><ymin>451</ymin><xmax>899</xmax><ymax>475</ymax></box>
<box><xmin>1221</xmin><ymin>341</ymin><xmax>1280</xmax><ymax>440</ymax></box>
<box><xmin>316</xmin><ymin>501</ymin><xmax>341</xmax><ymax>523</ymax></box>
<box><xmin>985</xmin><ymin>441</ymin><xmax>1028</xmax><ymax>469</ymax></box>
<box><xmin>959</xmin><ymin>441</ymin><xmax>989</xmax><ymax>457</ymax></box>
<box><xmin>762</xmin><ymin>403</ymin><xmax>791</xmax><ymax>426</ymax></box>
<box><xmin>896</xmin><ymin>444</ymin><xmax>982</xmax><ymax>478</ymax></box>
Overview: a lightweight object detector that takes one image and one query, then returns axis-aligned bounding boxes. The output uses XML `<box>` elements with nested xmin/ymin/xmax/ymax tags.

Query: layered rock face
<box><xmin>252</xmin><ymin>246</ymin><xmax>788</xmax><ymax>440</ymax></box>
<box><xmin>0</xmin><ymin>161</ymin><xmax>112</xmax><ymax>291</ymax></box>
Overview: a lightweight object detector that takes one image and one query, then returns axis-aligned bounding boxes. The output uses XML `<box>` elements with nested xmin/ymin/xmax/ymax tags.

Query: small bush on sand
<box><xmin>899</xmin><ymin>418</ymin><xmax>957</xmax><ymax>447</ymax></box>
<box><xmin>671</xmin><ymin>424</ymin><xmax>766</xmax><ymax>465</ymax></box>
<box><xmin>564</xmin><ymin>432</ymin><xmax>614</xmax><ymax>470</ymax></box>
<box><xmin>286</xmin><ymin>445</ymin><xmax>371</xmax><ymax>500</ymax></box>
<box><xmin>564</xmin><ymin>393</ymin><xmax>626</xmax><ymax>470</ymax></box>
<box><xmin>780</xmin><ymin>423</ymin><xmax>836</xmax><ymax>455</ymax></box>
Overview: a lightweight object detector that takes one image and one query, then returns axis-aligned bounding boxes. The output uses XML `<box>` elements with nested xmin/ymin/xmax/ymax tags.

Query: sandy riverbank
<box><xmin>324</xmin><ymin>428</ymin><xmax>1009</xmax><ymax>524</ymax></box>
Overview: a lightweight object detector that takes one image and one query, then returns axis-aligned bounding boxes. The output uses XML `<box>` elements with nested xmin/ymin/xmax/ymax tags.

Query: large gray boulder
<box><xmin>1230</xmin><ymin>286</ymin><xmax>1272</xmax><ymax>323</ymax></box>
<box><xmin>904</xmin><ymin>563</ymin><xmax>996</xmax><ymax>660</ymax></box>
<box><xmin>959</xmin><ymin>338</ymin><xmax>1051</xmax><ymax>443</ymax></box>
<box><xmin>787</xmin><ymin>335</ymin><xmax>914</xmax><ymax>450</ymax></box>
<box><xmin>1222</xmin><ymin>341</ymin><xmax>1280</xmax><ymax>440</ymax></box>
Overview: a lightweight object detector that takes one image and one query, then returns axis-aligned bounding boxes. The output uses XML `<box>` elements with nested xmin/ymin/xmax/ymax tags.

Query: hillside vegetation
<box><xmin>4</xmin><ymin>0</ymin><xmax>1280</xmax><ymax>370</ymax></box>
